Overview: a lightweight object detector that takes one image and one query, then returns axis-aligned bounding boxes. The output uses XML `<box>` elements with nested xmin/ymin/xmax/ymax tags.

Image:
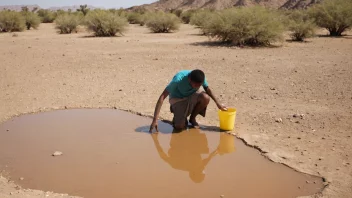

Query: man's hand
<box><xmin>217</xmin><ymin>103</ymin><xmax>228</xmax><ymax>111</ymax></box>
<box><xmin>149</xmin><ymin>120</ymin><xmax>159</xmax><ymax>133</ymax></box>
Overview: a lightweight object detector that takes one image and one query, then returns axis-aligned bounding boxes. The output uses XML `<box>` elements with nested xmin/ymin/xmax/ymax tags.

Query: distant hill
<box><xmin>0</xmin><ymin>4</ymin><xmax>101</xmax><ymax>12</ymax></box>
<box><xmin>128</xmin><ymin>0</ymin><xmax>322</xmax><ymax>11</ymax></box>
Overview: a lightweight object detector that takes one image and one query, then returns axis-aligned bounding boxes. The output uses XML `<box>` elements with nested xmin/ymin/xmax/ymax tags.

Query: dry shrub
<box><xmin>37</xmin><ymin>9</ymin><xmax>56</xmax><ymax>23</ymax></box>
<box><xmin>180</xmin><ymin>10</ymin><xmax>196</xmax><ymax>24</ymax></box>
<box><xmin>190</xmin><ymin>10</ymin><xmax>215</xmax><ymax>29</ymax></box>
<box><xmin>286</xmin><ymin>10</ymin><xmax>317</xmax><ymax>41</ymax></box>
<box><xmin>309</xmin><ymin>0</ymin><xmax>352</xmax><ymax>36</ymax></box>
<box><xmin>202</xmin><ymin>6</ymin><xmax>285</xmax><ymax>46</ymax></box>
<box><xmin>0</xmin><ymin>10</ymin><xmax>25</xmax><ymax>32</ymax></box>
<box><xmin>145</xmin><ymin>11</ymin><xmax>180</xmax><ymax>33</ymax></box>
<box><xmin>85</xmin><ymin>10</ymin><xmax>128</xmax><ymax>37</ymax></box>
<box><xmin>22</xmin><ymin>11</ymin><xmax>41</xmax><ymax>30</ymax></box>
<box><xmin>127</xmin><ymin>12</ymin><xmax>145</xmax><ymax>26</ymax></box>
<box><xmin>55</xmin><ymin>13</ymin><xmax>82</xmax><ymax>34</ymax></box>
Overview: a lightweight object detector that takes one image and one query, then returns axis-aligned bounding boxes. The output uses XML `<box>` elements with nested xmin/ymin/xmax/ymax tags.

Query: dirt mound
<box><xmin>129</xmin><ymin>0</ymin><xmax>322</xmax><ymax>11</ymax></box>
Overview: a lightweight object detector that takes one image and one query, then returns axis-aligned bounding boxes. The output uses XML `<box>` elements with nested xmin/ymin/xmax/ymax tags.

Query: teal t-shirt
<box><xmin>166</xmin><ymin>70</ymin><xmax>209</xmax><ymax>99</ymax></box>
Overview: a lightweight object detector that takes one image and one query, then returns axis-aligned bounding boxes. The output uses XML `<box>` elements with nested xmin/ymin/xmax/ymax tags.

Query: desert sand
<box><xmin>0</xmin><ymin>23</ymin><xmax>351</xmax><ymax>198</ymax></box>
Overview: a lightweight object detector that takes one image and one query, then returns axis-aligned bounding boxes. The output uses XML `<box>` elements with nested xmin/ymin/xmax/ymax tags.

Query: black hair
<box><xmin>189</xmin><ymin>69</ymin><xmax>205</xmax><ymax>84</ymax></box>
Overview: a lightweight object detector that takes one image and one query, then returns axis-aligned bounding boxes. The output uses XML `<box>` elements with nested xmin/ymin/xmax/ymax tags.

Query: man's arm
<box><xmin>204</xmin><ymin>86</ymin><xmax>227</xmax><ymax>111</ymax></box>
<box><xmin>150</xmin><ymin>89</ymin><xmax>169</xmax><ymax>132</ymax></box>
<box><xmin>151</xmin><ymin>133</ymin><xmax>170</xmax><ymax>163</ymax></box>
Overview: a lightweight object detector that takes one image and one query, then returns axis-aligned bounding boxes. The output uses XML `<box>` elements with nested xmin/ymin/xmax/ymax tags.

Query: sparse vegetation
<box><xmin>190</xmin><ymin>10</ymin><xmax>215</xmax><ymax>29</ymax></box>
<box><xmin>201</xmin><ymin>6</ymin><xmax>285</xmax><ymax>46</ymax></box>
<box><xmin>286</xmin><ymin>10</ymin><xmax>316</xmax><ymax>41</ymax></box>
<box><xmin>77</xmin><ymin>4</ymin><xmax>90</xmax><ymax>16</ymax></box>
<box><xmin>180</xmin><ymin>10</ymin><xmax>196</xmax><ymax>24</ymax></box>
<box><xmin>37</xmin><ymin>9</ymin><xmax>56</xmax><ymax>23</ymax></box>
<box><xmin>145</xmin><ymin>11</ymin><xmax>181</xmax><ymax>33</ymax></box>
<box><xmin>127</xmin><ymin>12</ymin><xmax>145</xmax><ymax>25</ymax></box>
<box><xmin>54</xmin><ymin>13</ymin><xmax>82</xmax><ymax>34</ymax></box>
<box><xmin>22</xmin><ymin>11</ymin><xmax>41</xmax><ymax>30</ymax></box>
<box><xmin>0</xmin><ymin>10</ymin><xmax>26</xmax><ymax>32</ymax></box>
<box><xmin>309</xmin><ymin>0</ymin><xmax>352</xmax><ymax>36</ymax></box>
<box><xmin>85</xmin><ymin>10</ymin><xmax>128</xmax><ymax>37</ymax></box>
<box><xmin>170</xmin><ymin>9</ymin><xmax>183</xmax><ymax>17</ymax></box>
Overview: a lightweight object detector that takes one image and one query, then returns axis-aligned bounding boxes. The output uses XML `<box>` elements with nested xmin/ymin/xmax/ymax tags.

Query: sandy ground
<box><xmin>0</xmin><ymin>23</ymin><xmax>351</xmax><ymax>198</ymax></box>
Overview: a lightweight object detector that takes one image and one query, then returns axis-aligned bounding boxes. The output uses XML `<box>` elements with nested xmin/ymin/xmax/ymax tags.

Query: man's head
<box><xmin>188</xmin><ymin>69</ymin><xmax>205</xmax><ymax>89</ymax></box>
<box><xmin>189</xmin><ymin>170</ymin><xmax>205</xmax><ymax>183</ymax></box>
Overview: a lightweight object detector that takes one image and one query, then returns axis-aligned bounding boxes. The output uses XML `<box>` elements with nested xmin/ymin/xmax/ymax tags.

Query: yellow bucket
<box><xmin>218</xmin><ymin>108</ymin><xmax>236</xmax><ymax>131</ymax></box>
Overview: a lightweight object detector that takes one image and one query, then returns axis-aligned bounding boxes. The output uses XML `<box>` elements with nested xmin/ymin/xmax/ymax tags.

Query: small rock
<box><xmin>297</xmin><ymin>137</ymin><xmax>301</xmax><ymax>140</ymax></box>
<box><xmin>220</xmin><ymin>195</ymin><xmax>224</xmax><ymax>198</ymax></box>
<box><xmin>270</xmin><ymin>87</ymin><xmax>276</xmax><ymax>90</ymax></box>
<box><xmin>319</xmin><ymin>158</ymin><xmax>323</xmax><ymax>160</ymax></box>
<box><xmin>293</xmin><ymin>114</ymin><xmax>299</xmax><ymax>118</ymax></box>
<box><xmin>298</xmin><ymin>186</ymin><xmax>301</xmax><ymax>189</ymax></box>
<box><xmin>295</xmin><ymin>121</ymin><xmax>300</xmax><ymax>124</ymax></box>
<box><xmin>314</xmin><ymin>181</ymin><xmax>316</xmax><ymax>184</ymax></box>
<box><xmin>19</xmin><ymin>177</ymin><xmax>24</xmax><ymax>181</ymax></box>
<box><xmin>306</xmin><ymin>180</ymin><xmax>310</xmax><ymax>184</ymax></box>
<box><xmin>119</xmin><ymin>89</ymin><xmax>122</xmax><ymax>91</ymax></box>
<box><xmin>52</xmin><ymin>151</ymin><xmax>63</xmax><ymax>156</ymax></box>
<box><xmin>62</xmin><ymin>54</ymin><xmax>65</xmax><ymax>56</ymax></box>
<box><xmin>6</xmin><ymin>129</ymin><xmax>9</xmax><ymax>132</ymax></box>
<box><xmin>113</xmin><ymin>107</ymin><xmax>117</xmax><ymax>109</ymax></box>
<box><xmin>250</xmin><ymin>96</ymin><xmax>260</xmax><ymax>100</ymax></box>
<box><xmin>275</xmin><ymin>118</ymin><xmax>283</xmax><ymax>123</ymax></box>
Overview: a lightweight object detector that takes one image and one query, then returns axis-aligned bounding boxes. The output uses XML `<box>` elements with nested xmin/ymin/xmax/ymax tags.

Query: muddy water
<box><xmin>0</xmin><ymin>109</ymin><xmax>323</xmax><ymax>198</ymax></box>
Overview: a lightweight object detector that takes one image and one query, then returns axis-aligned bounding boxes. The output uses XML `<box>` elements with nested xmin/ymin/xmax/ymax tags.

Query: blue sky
<box><xmin>0</xmin><ymin>0</ymin><xmax>157</xmax><ymax>8</ymax></box>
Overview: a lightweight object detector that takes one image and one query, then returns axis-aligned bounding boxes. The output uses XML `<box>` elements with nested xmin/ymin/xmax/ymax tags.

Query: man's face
<box><xmin>189</xmin><ymin>78</ymin><xmax>202</xmax><ymax>89</ymax></box>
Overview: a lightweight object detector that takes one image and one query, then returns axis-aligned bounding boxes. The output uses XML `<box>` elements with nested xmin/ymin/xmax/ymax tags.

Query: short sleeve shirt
<box><xmin>166</xmin><ymin>70</ymin><xmax>208</xmax><ymax>99</ymax></box>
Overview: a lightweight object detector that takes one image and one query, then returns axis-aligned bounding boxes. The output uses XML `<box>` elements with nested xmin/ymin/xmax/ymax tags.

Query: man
<box><xmin>151</xmin><ymin>129</ymin><xmax>218</xmax><ymax>183</ymax></box>
<box><xmin>149</xmin><ymin>69</ymin><xmax>227</xmax><ymax>132</ymax></box>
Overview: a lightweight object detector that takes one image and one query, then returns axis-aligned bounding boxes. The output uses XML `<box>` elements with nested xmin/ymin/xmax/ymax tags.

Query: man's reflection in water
<box><xmin>151</xmin><ymin>129</ymin><xmax>235</xmax><ymax>183</ymax></box>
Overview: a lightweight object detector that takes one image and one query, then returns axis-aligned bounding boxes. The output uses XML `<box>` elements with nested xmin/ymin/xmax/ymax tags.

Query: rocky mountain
<box><xmin>129</xmin><ymin>0</ymin><xmax>322</xmax><ymax>11</ymax></box>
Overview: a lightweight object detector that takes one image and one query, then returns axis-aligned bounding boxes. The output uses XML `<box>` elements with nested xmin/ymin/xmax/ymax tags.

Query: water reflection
<box><xmin>151</xmin><ymin>129</ymin><xmax>235</xmax><ymax>183</ymax></box>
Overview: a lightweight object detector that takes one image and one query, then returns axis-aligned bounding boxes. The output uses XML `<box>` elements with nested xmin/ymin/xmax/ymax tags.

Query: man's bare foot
<box><xmin>189</xmin><ymin>118</ymin><xmax>200</xmax><ymax>129</ymax></box>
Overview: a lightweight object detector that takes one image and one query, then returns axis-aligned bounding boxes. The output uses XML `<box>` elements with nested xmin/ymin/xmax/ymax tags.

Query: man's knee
<box><xmin>199</xmin><ymin>92</ymin><xmax>210</xmax><ymax>104</ymax></box>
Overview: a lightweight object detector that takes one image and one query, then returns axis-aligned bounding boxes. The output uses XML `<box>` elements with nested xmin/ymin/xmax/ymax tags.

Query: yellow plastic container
<box><xmin>218</xmin><ymin>108</ymin><xmax>236</xmax><ymax>131</ymax></box>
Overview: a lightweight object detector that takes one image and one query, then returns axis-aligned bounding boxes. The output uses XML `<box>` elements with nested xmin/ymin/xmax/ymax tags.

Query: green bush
<box><xmin>202</xmin><ymin>6</ymin><xmax>285</xmax><ymax>46</ymax></box>
<box><xmin>22</xmin><ymin>11</ymin><xmax>41</xmax><ymax>30</ymax></box>
<box><xmin>170</xmin><ymin>9</ymin><xmax>183</xmax><ymax>17</ymax></box>
<box><xmin>190</xmin><ymin>10</ymin><xmax>215</xmax><ymax>28</ymax></box>
<box><xmin>54</xmin><ymin>13</ymin><xmax>81</xmax><ymax>34</ymax></box>
<box><xmin>287</xmin><ymin>10</ymin><xmax>316</xmax><ymax>41</ymax></box>
<box><xmin>309</xmin><ymin>0</ymin><xmax>352</xmax><ymax>36</ymax></box>
<box><xmin>145</xmin><ymin>11</ymin><xmax>181</xmax><ymax>33</ymax></box>
<box><xmin>180</xmin><ymin>10</ymin><xmax>196</xmax><ymax>24</ymax></box>
<box><xmin>85</xmin><ymin>10</ymin><xmax>128</xmax><ymax>37</ymax></box>
<box><xmin>127</xmin><ymin>12</ymin><xmax>144</xmax><ymax>25</ymax></box>
<box><xmin>0</xmin><ymin>11</ymin><xmax>25</xmax><ymax>32</ymax></box>
<box><xmin>109</xmin><ymin>8</ymin><xmax>127</xmax><ymax>17</ymax></box>
<box><xmin>37</xmin><ymin>9</ymin><xmax>56</xmax><ymax>23</ymax></box>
